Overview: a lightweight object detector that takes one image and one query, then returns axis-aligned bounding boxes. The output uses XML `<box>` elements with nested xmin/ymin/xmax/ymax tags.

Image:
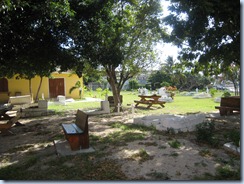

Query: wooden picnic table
<box><xmin>134</xmin><ymin>94</ymin><xmax>166</xmax><ymax>109</ymax></box>
<box><xmin>0</xmin><ymin>104</ymin><xmax>23</xmax><ymax>135</ymax></box>
<box><xmin>0</xmin><ymin>104</ymin><xmax>13</xmax><ymax>120</ymax></box>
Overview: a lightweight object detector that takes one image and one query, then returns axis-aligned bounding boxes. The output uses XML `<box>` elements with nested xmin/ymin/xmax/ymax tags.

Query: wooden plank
<box><xmin>72</xmin><ymin>123</ymin><xmax>83</xmax><ymax>134</ymax></box>
<box><xmin>215</xmin><ymin>106</ymin><xmax>240</xmax><ymax>111</ymax></box>
<box><xmin>61</xmin><ymin>110</ymin><xmax>90</xmax><ymax>150</ymax></box>
<box><xmin>62</xmin><ymin>124</ymin><xmax>77</xmax><ymax>134</ymax></box>
<box><xmin>134</xmin><ymin>100</ymin><xmax>151</xmax><ymax>104</ymax></box>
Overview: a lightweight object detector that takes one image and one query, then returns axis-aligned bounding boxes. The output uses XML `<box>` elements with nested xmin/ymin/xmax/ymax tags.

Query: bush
<box><xmin>161</xmin><ymin>82</ymin><xmax>170</xmax><ymax>87</ymax></box>
<box><xmin>222</xmin><ymin>91</ymin><xmax>231</xmax><ymax>97</ymax></box>
<box><xmin>226</xmin><ymin>130</ymin><xmax>240</xmax><ymax>147</ymax></box>
<box><xmin>210</xmin><ymin>88</ymin><xmax>217</xmax><ymax>97</ymax></box>
<box><xmin>196</xmin><ymin>120</ymin><xmax>216</xmax><ymax>145</ymax></box>
<box><xmin>168</xmin><ymin>139</ymin><xmax>181</xmax><ymax>149</ymax></box>
<box><xmin>128</xmin><ymin>79</ymin><xmax>139</xmax><ymax>91</ymax></box>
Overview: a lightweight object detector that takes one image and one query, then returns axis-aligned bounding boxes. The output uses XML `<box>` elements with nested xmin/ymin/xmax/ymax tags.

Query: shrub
<box><xmin>161</xmin><ymin>82</ymin><xmax>170</xmax><ymax>87</ymax></box>
<box><xmin>196</xmin><ymin>120</ymin><xmax>215</xmax><ymax>145</ymax></box>
<box><xmin>222</xmin><ymin>91</ymin><xmax>231</xmax><ymax>97</ymax></box>
<box><xmin>168</xmin><ymin>139</ymin><xmax>181</xmax><ymax>149</ymax></box>
<box><xmin>226</xmin><ymin>130</ymin><xmax>240</xmax><ymax>147</ymax></box>
<box><xmin>96</xmin><ymin>87</ymin><xmax>103</xmax><ymax>97</ymax></box>
<box><xmin>210</xmin><ymin>88</ymin><xmax>217</xmax><ymax>97</ymax></box>
<box><xmin>130</xmin><ymin>148</ymin><xmax>153</xmax><ymax>163</ymax></box>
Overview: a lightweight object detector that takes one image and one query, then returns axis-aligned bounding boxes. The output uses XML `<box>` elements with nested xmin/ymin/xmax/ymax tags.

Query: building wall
<box><xmin>0</xmin><ymin>72</ymin><xmax>83</xmax><ymax>103</ymax></box>
<box><xmin>49</xmin><ymin>72</ymin><xmax>82</xmax><ymax>99</ymax></box>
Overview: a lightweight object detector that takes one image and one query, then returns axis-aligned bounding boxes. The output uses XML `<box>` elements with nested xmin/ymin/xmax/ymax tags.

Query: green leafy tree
<box><xmin>222</xmin><ymin>62</ymin><xmax>240</xmax><ymax>95</ymax></box>
<box><xmin>0</xmin><ymin>0</ymin><xmax>76</xmax><ymax>100</ymax></box>
<box><xmin>148</xmin><ymin>71</ymin><xmax>171</xmax><ymax>90</ymax></box>
<box><xmin>129</xmin><ymin>79</ymin><xmax>139</xmax><ymax>91</ymax></box>
<box><xmin>70</xmin><ymin>0</ymin><xmax>164</xmax><ymax>111</ymax></box>
<box><xmin>164</xmin><ymin>0</ymin><xmax>240</xmax><ymax>74</ymax></box>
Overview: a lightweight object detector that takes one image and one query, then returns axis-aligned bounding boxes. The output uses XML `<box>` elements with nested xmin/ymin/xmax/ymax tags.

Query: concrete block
<box><xmin>101</xmin><ymin>100</ymin><xmax>110</xmax><ymax>113</ymax></box>
<box><xmin>9</xmin><ymin>95</ymin><xmax>32</xmax><ymax>105</ymax></box>
<box><xmin>57</xmin><ymin>95</ymin><xmax>66</xmax><ymax>105</ymax></box>
<box><xmin>38</xmin><ymin>100</ymin><xmax>48</xmax><ymax>109</ymax></box>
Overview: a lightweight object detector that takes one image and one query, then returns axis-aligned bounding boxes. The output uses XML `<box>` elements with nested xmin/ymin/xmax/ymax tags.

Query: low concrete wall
<box><xmin>20</xmin><ymin>109</ymin><xmax>55</xmax><ymax>118</ymax></box>
<box><xmin>38</xmin><ymin>100</ymin><xmax>48</xmax><ymax>109</ymax></box>
<box><xmin>19</xmin><ymin>99</ymin><xmax>50</xmax><ymax>117</ymax></box>
<box><xmin>134</xmin><ymin>113</ymin><xmax>206</xmax><ymax>133</ymax></box>
<box><xmin>9</xmin><ymin>95</ymin><xmax>32</xmax><ymax>105</ymax></box>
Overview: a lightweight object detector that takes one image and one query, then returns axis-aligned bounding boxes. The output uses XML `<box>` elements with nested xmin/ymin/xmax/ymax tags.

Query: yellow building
<box><xmin>0</xmin><ymin>72</ymin><xmax>83</xmax><ymax>103</ymax></box>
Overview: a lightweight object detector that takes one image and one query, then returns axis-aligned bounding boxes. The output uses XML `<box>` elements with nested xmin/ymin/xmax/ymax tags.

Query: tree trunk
<box><xmin>106</xmin><ymin>67</ymin><xmax>122</xmax><ymax>112</ymax></box>
<box><xmin>233</xmin><ymin>83</ymin><xmax>239</xmax><ymax>96</ymax></box>
<box><xmin>35</xmin><ymin>76</ymin><xmax>43</xmax><ymax>102</ymax></box>
<box><xmin>28</xmin><ymin>79</ymin><xmax>33</xmax><ymax>103</ymax></box>
<box><xmin>109</xmin><ymin>79</ymin><xmax>122</xmax><ymax>112</ymax></box>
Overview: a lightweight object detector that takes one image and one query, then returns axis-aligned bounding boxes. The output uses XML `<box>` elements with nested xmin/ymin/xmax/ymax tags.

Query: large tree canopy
<box><xmin>0</xmin><ymin>0</ymin><xmax>164</xmax><ymax>109</ymax></box>
<box><xmin>0</xmin><ymin>0</ymin><xmax>76</xmax><ymax>78</ymax></box>
<box><xmin>69</xmin><ymin>0</ymin><xmax>164</xmax><ymax>110</ymax></box>
<box><xmin>163</xmin><ymin>0</ymin><xmax>240</xmax><ymax>75</ymax></box>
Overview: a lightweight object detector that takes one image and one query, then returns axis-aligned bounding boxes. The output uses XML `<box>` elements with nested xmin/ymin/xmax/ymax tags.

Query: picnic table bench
<box><xmin>61</xmin><ymin>110</ymin><xmax>89</xmax><ymax>150</ymax></box>
<box><xmin>0</xmin><ymin>104</ymin><xmax>22</xmax><ymax>135</ymax></box>
<box><xmin>215</xmin><ymin>96</ymin><xmax>240</xmax><ymax>116</ymax></box>
<box><xmin>134</xmin><ymin>95</ymin><xmax>166</xmax><ymax>109</ymax></box>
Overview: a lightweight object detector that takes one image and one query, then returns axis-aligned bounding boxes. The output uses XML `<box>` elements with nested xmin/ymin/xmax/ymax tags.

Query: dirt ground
<box><xmin>0</xmin><ymin>110</ymin><xmax>241</xmax><ymax>180</ymax></box>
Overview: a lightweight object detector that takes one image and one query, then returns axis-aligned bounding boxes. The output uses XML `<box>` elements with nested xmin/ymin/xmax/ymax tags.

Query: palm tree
<box><xmin>69</xmin><ymin>81</ymin><xmax>82</xmax><ymax>99</ymax></box>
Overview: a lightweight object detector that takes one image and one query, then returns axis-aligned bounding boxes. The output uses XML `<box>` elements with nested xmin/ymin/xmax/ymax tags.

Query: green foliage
<box><xmin>148</xmin><ymin>66</ymin><xmax>211</xmax><ymax>91</ymax></box>
<box><xmin>101</xmin><ymin>88</ymin><xmax>109</xmax><ymax>97</ymax></box>
<box><xmin>199</xmin><ymin>149</ymin><xmax>212</xmax><ymax>157</ymax></box>
<box><xmin>69</xmin><ymin>0</ymin><xmax>164</xmax><ymax>111</ymax></box>
<box><xmin>0</xmin><ymin>0</ymin><xmax>75</xmax><ymax>78</ymax></box>
<box><xmin>164</xmin><ymin>0</ymin><xmax>240</xmax><ymax>74</ymax></box>
<box><xmin>209</xmin><ymin>88</ymin><xmax>217</xmax><ymax>97</ymax></box>
<box><xmin>148</xmin><ymin>71</ymin><xmax>171</xmax><ymax>90</ymax></box>
<box><xmin>109</xmin><ymin>122</ymin><xmax>156</xmax><ymax>132</ymax></box>
<box><xmin>168</xmin><ymin>139</ymin><xmax>181</xmax><ymax>149</ymax></box>
<box><xmin>195</xmin><ymin>120</ymin><xmax>216</xmax><ymax>146</ymax></box>
<box><xmin>215</xmin><ymin>166</ymin><xmax>240</xmax><ymax>180</ymax></box>
<box><xmin>225</xmin><ymin>130</ymin><xmax>240</xmax><ymax>147</ymax></box>
<box><xmin>166</xmin><ymin>127</ymin><xmax>175</xmax><ymax>135</ymax></box>
<box><xmin>48</xmin><ymin>91</ymin><xmax>224</xmax><ymax>114</ymax></box>
<box><xmin>0</xmin><ymin>155</ymin><xmax>39</xmax><ymax>179</ymax></box>
<box><xmin>69</xmin><ymin>81</ymin><xmax>82</xmax><ymax>98</ymax></box>
<box><xmin>147</xmin><ymin>171</ymin><xmax>170</xmax><ymax>180</ymax></box>
<box><xmin>129</xmin><ymin>79</ymin><xmax>139</xmax><ymax>90</ymax></box>
<box><xmin>222</xmin><ymin>91</ymin><xmax>231</xmax><ymax>97</ymax></box>
<box><xmin>222</xmin><ymin>63</ymin><xmax>240</xmax><ymax>96</ymax></box>
<box><xmin>130</xmin><ymin>148</ymin><xmax>153</xmax><ymax>163</ymax></box>
<box><xmin>96</xmin><ymin>87</ymin><xmax>103</xmax><ymax>97</ymax></box>
<box><xmin>0</xmin><ymin>152</ymin><xmax>127</xmax><ymax>180</ymax></box>
<box><xmin>161</xmin><ymin>81</ymin><xmax>170</xmax><ymax>87</ymax></box>
<box><xmin>99</xmin><ymin>131</ymin><xmax>145</xmax><ymax>146</ymax></box>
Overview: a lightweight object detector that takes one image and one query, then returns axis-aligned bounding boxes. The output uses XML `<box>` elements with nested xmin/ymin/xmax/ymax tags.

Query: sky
<box><xmin>149</xmin><ymin>0</ymin><xmax>181</xmax><ymax>70</ymax></box>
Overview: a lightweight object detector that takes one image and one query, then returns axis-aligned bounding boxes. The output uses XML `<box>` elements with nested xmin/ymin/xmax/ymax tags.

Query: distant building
<box><xmin>0</xmin><ymin>71</ymin><xmax>83</xmax><ymax>103</ymax></box>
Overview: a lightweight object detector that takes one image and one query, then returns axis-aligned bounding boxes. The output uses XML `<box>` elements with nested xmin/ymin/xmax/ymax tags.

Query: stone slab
<box><xmin>53</xmin><ymin>140</ymin><xmax>95</xmax><ymax>156</ymax></box>
<box><xmin>223</xmin><ymin>142</ymin><xmax>240</xmax><ymax>155</ymax></box>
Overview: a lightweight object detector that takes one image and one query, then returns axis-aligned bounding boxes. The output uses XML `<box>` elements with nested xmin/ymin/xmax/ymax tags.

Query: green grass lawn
<box><xmin>48</xmin><ymin>90</ymin><xmax>227</xmax><ymax>115</ymax></box>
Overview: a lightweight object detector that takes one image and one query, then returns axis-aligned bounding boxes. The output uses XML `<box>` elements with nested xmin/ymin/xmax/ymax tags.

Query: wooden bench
<box><xmin>215</xmin><ymin>96</ymin><xmax>240</xmax><ymax>116</ymax></box>
<box><xmin>134</xmin><ymin>99</ymin><xmax>165</xmax><ymax>109</ymax></box>
<box><xmin>61</xmin><ymin>110</ymin><xmax>89</xmax><ymax>150</ymax></box>
<box><xmin>0</xmin><ymin>113</ymin><xmax>21</xmax><ymax>135</ymax></box>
